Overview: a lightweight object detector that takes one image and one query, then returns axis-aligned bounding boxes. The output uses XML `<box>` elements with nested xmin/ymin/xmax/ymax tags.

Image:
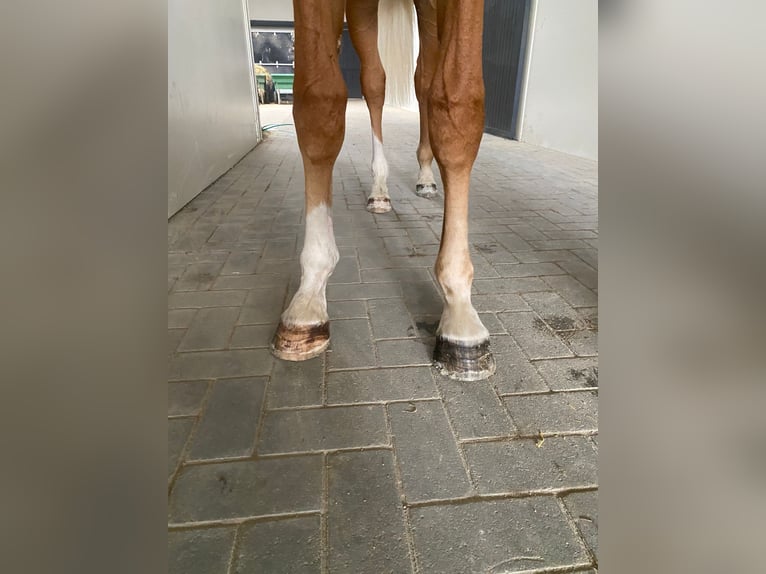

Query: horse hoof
<box><xmin>367</xmin><ymin>197</ymin><xmax>392</xmax><ymax>213</ymax></box>
<box><xmin>415</xmin><ymin>183</ymin><xmax>438</xmax><ymax>198</ymax></box>
<box><xmin>271</xmin><ymin>321</ymin><xmax>330</xmax><ymax>361</ymax></box>
<box><xmin>432</xmin><ymin>336</ymin><xmax>496</xmax><ymax>381</ymax></box>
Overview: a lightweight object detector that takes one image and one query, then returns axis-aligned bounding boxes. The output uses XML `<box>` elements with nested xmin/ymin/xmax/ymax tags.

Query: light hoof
<box><xmin>415</xmin><ymin>183</ymin><xmax>438</xmax><ymax>198</ymax></box>
<box><xmin>271</xmin><ymin>321</ymin><xmax>330</xmax><ymax>361</ymax></box>
<box><xmin>366</xmin><ymin>196</ymin><xmax>392</xmax><ymax>214</ymax></box>
<box><xmin>432</xmin><ymin>336</ymin><xmax>496</xmax><ymax>381</ymax></box>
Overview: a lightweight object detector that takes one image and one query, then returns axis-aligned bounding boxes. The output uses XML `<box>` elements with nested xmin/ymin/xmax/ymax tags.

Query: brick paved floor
<box><xmin>168</xmin><ymin>101</ymin><xmax>598</xmax><ymax>574</ymax></box>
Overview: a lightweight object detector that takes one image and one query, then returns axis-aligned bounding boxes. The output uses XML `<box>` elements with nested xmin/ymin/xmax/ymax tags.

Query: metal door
<box><xmin>482</xmin><ymin>0</ymin><xmax>530</xmax><ymax>139</ymax></box>
<box><xmin>339</xmin><ymin>28</ymin><xmax>363</xmax><ymax>99</ymax></box>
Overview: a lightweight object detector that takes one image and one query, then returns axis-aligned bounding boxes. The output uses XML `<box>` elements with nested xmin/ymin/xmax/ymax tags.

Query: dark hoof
<box><xmin>415</xmin><ymin>183</ymin><xmax>438</xmax><ymax>198</ymax></box>
<box><xmin>366</xmin><ymin>196</ymin><xmax>392</xmax><ymax>213</ymax></box>
<box><xmin>432</xmin><ymin>336</ymin><xmax>496</xmax><ymax>381</ymax></box>
<box><xmin>271</xmin><ymin>321</ymin><xmax>330</xmax><ymax>361</ymax></box>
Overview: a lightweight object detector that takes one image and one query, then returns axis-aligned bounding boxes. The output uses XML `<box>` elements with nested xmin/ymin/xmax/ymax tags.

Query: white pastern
<box><xmin>370</xmin><ymin>135</ymin><xmax>390</xmax><ymax>199</ymax></box>
<box><xmin>436</xmin><ymin>301</ymin><xmax>490</xmax><ymax>345</ymax></box>
<box><xmin>281</xmin><ymin>203</ymin><xmax>339</xmax><ymax>327</ymax></box>
<box><xmin>417</xmin><ymin>161</ymin><xmax>436</xmax><ymax>186</ymax></box>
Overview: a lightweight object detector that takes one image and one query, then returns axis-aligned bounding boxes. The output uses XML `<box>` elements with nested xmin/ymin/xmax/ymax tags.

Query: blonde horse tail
<box><xmin>377</xmin><ymin>0</ymin><xmax>416</xmax><ymax>108</ymax></box>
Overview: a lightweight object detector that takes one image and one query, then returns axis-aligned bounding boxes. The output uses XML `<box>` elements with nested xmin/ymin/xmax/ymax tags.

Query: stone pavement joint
<box><xmin>168</xmin><ymin>102</ymin><xmax>598</xmax><ymax>573</ymax></box>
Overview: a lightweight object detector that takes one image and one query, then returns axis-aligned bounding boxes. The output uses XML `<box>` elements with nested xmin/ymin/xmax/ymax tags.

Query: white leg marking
<box><xmin>436</xmin><ymin>269</ymin><xmax>489</xmax><ymax>344</ymax></box>
<box><xmin>281</xmin><ymin>203</ymin><xmax>339</xmax><ymax>327</ymax></box>
<box><xmin>417</xmin><ymin>161</ymin><xmax>436</xmax><ymax>186</ymax></box>
<box><xmin>370</xmin><ymin>135</ymin><xmax>389</xmax><ymax>199</ymax></box>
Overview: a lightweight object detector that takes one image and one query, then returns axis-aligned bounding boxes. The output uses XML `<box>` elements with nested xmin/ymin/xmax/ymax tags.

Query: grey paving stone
<box><xmin>498</xmin><ymin>311</ymin><xmax>574</xmax><ymax>360</ymax></box>
<box><xmin>361</xmin><ymin>268</ymin><xmax>432</xmax><ymax>283</ymax></box>
<box><xmin>169</xmin><ymin>418</ymin><xmax>195</xmax><ymax>480</ymax></box>
<box><xmin>399</xmin><ymin>281</ymin><xmax>443</xmax><ymax>316</ymax></box>
<box><xmin>388</xmin><ymin>400</ymin><xmax>472</xmax><ymax>501</ymax></box>
<box><xmin>257</xmin><ymin>406</ymin><xmax>387</xmax><ymax>453</ymax></box>
<box><xmin>411</xmin><ymin>497</ymin><xmax>589</xmax><ymax>574</ymax></box>
<box><xmin>530</xmin><ymin>239</ymin><xmax>590</xmax><ymax>250</ymax></box>
<box><xmin>514</xmin><ymin>249</ymin><xmax>575</xmax><ymax>263</ymax></box>
<box><xmin>328</xmin><ymin>256</ymin><xmax>361</xmax><ymax>284</ymax></box>
<box><xmin>168</xmin><ymin>527</ymin><xmax>235</xmax><ymax>574</ymax></box>
<box><xmin>478</xmin><ymin>313</ymin><xmax>507</xmax><ymax>335</ymax></box>
<box><xmin>564</xmin><ymin>328</ymin><xmax>599</xmax><ymax>357</ymax></box>
<box><xmin>168</xmin><ymin>329</ymin><xmax>185</xmax><ymax>355</ymax></box>
<box><xmin>376</xmin><ymin>339</ymin><xmax>431</xmax><ymax>367</ymax></box>
<box><xmin>493</xmin><ymin>262</ymin><xmax>566</xmax><ymax>277</ymax></box>
<box><xmin>494</xmin><ymin>232</ymin><xmax>534</xmax><ymax>252</ymax></box>
<box><xmin>169</xmin><ymin>456</ymin><xmax>322</xmax><ymax>523</ymax></box>
<box><xmin>169</xmin><ymin>290</ymin><xmax>248</xmax><ymax>309</ymax></box>
<box><xmin>368</xmin><ymin>298</ymin><xmax>416</xmax><ymax>339</ymax></box>
<box><xmin>168</xmin><ymin>381</ymin><xmax>209</xmax><ymax>417</ymax></box>
<box><xmin>188</xmin><ymin>378</ymin><xmax>266</xmax><ymax>460</ymax></box>
<box><xmin>503</xmin><ymin>391</ymin><xmax>598</xmax><ymax>435</ymax></box>
<box><xmin>521</xmin><ymin>291</ymin><xmax>583</xmax><ymax>332</ymax></box>
<box><xmin>562</xmin><ymin>490</ymin><xmax>599</xmax><ymax>559</ymax></box>
<box><xmin>327</xmin><ymin>451</ymin><xmax>411</xmax><ymax>573</ymax></box>
<box><xmin>174</xmin><ymin>261</ymin><xmax>224</xmax><ymax>292</ymax></box>
<box><xmin>326</xmin><ymin>367</ymin><xmax>438</xmax><ymax>404</ymax></box>
<box><xmin>543</xmin><ymin>275</ymin><xmax>598</xmax><ymax>308</ymax></box>
<box><xmin>234</xmin><ymin>516</ymin><xmax>321</xmax><ymax>574</ymax></box>
<box><xmin>169</xmin><ymin>350</ymin><xmax>273</xmax><ymax>380</ymax></box>
<box><xmin>328</xmin><ymin>300</ymin><xmax>367</xmax><ymax>319</ymax></box>
<box><xmin>266</xmin><ymin>356</ymin><xmax>324</xmax><ymax>408</ymax></box>
<box><xmin>229</xmin><ymin>324</ymin><xmax>275</xmax><ymax>349</ymax></box>
<box><xmin>327</xmin><ymin>282</ymin><xmax>402</xmax><ymax>301</ymax></box>
<box><xmin>238</xmin><ymin>287</ymin><xmax>287</xmax><ymax>324</ymax></box>
<box><xmin>168</xmin><ymin>308</ymin><xmax>197</xmax><ymax>329</ymax></box>
<box><xmin>472</xmin><ymin>293</ymin><xmax>530</xmax><ymax>313</ymax></box>
<box><xmin>557</xmin><ymin>258</ymin><xmax>598</xmax><ymax>290</ymax></box>
<box><xmin>178</xmin><ymin>307</ymin><xmax>239</xmax><ymax>351</ymax></box>
<box><xmin>534</xmin><ymin>357</ymin><xmax>599</xmax><ymax>390</ymax></box>
<box><xmin>436</xmin><ymin>378</ymin><xmax>514</xmax><ymax>439</ymax></box>
<box><xmin>491</xmin><ymin>343</ymin><xmax>550</xmax><ymax>395</ymax></box>
<box><xmin>464</xmin><ymin>436</ymin><xmax>598</xmax><ymax>494</ymax></box>
<box><xmin>326</xmin><ymin>318</ymin><xmax>377</xmax><ymax>370</ymax></box>
<box><xmin>212</xmin><ymin>273</ymin><xmax>289</xmax><ymax>290</ymax></box>
<box><xmin>263</xmin><ymin>238</ymin><xmax>297</xmax><ymax>260</ymax></box>
<box><xmin>473</xmin><ymin>277</ymin><xmax>549</xmax><ymax>294</ymax></box>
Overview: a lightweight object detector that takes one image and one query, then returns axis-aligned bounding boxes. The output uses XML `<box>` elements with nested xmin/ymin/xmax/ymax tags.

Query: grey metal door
<box><xmin>482</xmin><ymin>0</ymin><xmax>530</xmax><ymax>139</ymax></box>
<box><xmin>339</xmin><ymin>28</ymin><xmax>363</xmax><ymax>99</ymax></box>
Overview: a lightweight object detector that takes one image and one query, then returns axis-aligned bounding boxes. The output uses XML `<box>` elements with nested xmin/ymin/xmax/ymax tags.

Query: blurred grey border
<box><xmin>1</xmin><ymin>1</ymin><xmax>765</xmax><ymax>573</ymax></box>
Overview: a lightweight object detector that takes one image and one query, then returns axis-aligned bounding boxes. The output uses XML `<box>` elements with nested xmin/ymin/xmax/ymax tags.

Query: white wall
<box><xmin>168</xmin><ymin>0</ymin><xmax>260</xmax><ymax>217</ymax></box>
<box><xmin>247</xmin><ymin>2</ymin><xmax>293</xmax><ymax>22</ymax></box>
<box><xmin>517</xmin><ymin>0</ymin><xmax>598</xmax><ymax>160</ymax></box>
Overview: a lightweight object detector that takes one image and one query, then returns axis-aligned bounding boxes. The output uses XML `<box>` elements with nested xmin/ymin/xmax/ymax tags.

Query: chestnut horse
<box><xmin>271</xmin><ymin>0</ymin><xmax>495</xmax><ymax>381</ymax></box>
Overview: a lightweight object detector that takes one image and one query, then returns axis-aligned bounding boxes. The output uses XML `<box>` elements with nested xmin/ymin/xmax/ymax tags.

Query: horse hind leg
<box><xmin>347</xmin><ymin>0</ymin><xmax>392</xmax><ymax>214</ymax></box>
<box><xmin>414</xmin><ymin>0</ymin><xmax>439</xmax><ymax>198</ymax></box>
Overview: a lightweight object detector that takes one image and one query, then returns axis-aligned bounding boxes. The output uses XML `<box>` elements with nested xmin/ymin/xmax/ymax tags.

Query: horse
<box><xmin>271</xmin><ymin>0</ymin><xmax>495</xmax><ymax>381</ymax></box>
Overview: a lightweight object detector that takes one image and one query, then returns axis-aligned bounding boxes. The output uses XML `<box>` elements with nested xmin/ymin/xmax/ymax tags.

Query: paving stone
<box><xmin>498</xmin><ymin>311</ymin><xmax>574</xmax><ymax>360</ymax></box>
<box><xmin>178</xmin><ymin>307</ymin><xmax>239</xmax><ymax>351</ymax></box>
<box><xmin>493</xmin><ymin>262</ymin><xmax>566</xmax><ymax>277</ymax></box>
<box><xmin>169</xmin><ymin>418</ymin><xmax>195</xmax><ymax>480</ymax></box>
<box><xmin>534</xmin><ymin>357</ymin><xmax>599</xmax><ymax>390</ymax></box>
<box><xmin>557</xmin><ymin>258</ymin><xmax>598</xmax><ymax>290</ymax></box>
<box><xmin>174</xmin><ymin>261</ymin><xmax>224</xmax><ymax>291</ymax></box>
<box><xmin>168</xmin><ymin>381</ymin><xmax>209</xmax><ymax>417</ymax></box>
<box><xmin>234</xmin><ymin>517</ymin><xmax>321</xmax><ymax>573</ymax></box>
<box><xmin>361</xmin><ymin>268</ymin><xmax>432</xmax><ymax>283</ymax></box>
<box><xmin>376</xmin><ymin>339</ymin><xmax>431</xmax><ymax>367</ymax></box>
<box><xmin>169</xmin><ymin>290</ymin><xmax>248</xmax><ymax>309</ymax></box>
<box><xmin>229</xmin><ymin>324</ymin><xmax>275</xmax><ymax>349</ymax></box>
<box><xmin>328</xmin><ymin>300</ymin><xmax>367</xmax><ymax>319</ymax></box>
<box><xmin>168</xmin><ymin>527</ymin><xmax>235</xmax><ymax>574</ymax></box>
<box><xmin>478</xmin><ymin>313</ymin><xmax>507</xmax><ymax>335</ymax></box>
<box><xmin>471</xmin><ymin>293</ymin><xmax>530</xmax><ymax>313</ymax></box>
<box><xmin>258</xmin><ymin>406</ymin><xmax>387</xmax><ymax>453</ymax></box>
<box><xmin>212</xmin><ymin>273</ymin><xmax>289</xmax><ymax>290</ymax></box>
<box><xmin>493</xmin><ymin>232</ymin><xmax>534</xmax><ymax>252</ymax></box>
<box><xmin>169</xmin><ymin>456</ymin><xmax>322</xmax><ymax>523</ymax></box>
<box><xmin>473</xmin><ymin>277</ymin><xmax>549</xmax><ymax>294</ymax></box>
<box><xmin>411</xmin><ymin>497</ymin><xmax>589</xmax><ymax>574</ymax></box>
<box><xmin>327</xmin><ymin>282</ymin><xmax>402</xmax><ymax>301</ymax></box>
<box><xmin>328</xmin><ymin>256</ymin><xmax>361</xmax><ymax>284</ymax></box>
<box><xmin>187</xmin><ymin>378</ymin><xmax>266</xmax><ymax>460</ymax></box>
<box><xmin>399</xmin><ymin>281</ymin><xmax>443</xmax><ymax>316</ymax></box>
<box><xmin>388</xmin><ymin>400</ymin><xmax>471</xmax><ymax>501</ymax></box>
<box><xmin>464</xmin><ymin>436</ymin><xmax>598</xmax><ymax>494</ymax></box>
<box><xmin>326</xmin><ymin>366</ymin><xmax>438</xmax><ymax>404</ymax></box>
<box><xmin>368</xmin><ymin>298</ymin><xmax>416</xmax><ymax>339</ymax></box>
<box><xmin>266</xmin><ymin>356</ymin><xmax>324</xmax><ymax>408</ymax></box>
<box><xmin>564</xmin><ymin>328</ymin><xmax>599</xmax><ymax>357</ymax></box>
<box><xmin>514</xmin><ymin>249</ymin><xmax>576</xmax><ymax>263</ymax></box>
<box><xmin>238</xmin><ymin>288</ymin><xmax>287</xmax><ymax>324</ymax></box>
<box><xmin>327</xmin><ymin>451</ymin><xmax>411</xmax><ymax>573</ymax></box>
<box><xmin>503</xmin><ymin>391</ymin><xmax>598</xmax><ymax>435</ymax></box>
<box><xmin>491</xmin><ymin>342</ymin><xmax>550</xmax><ymax>395</ymax></box>
<box><xmin>436</xmin><ymin>378</ymin><xmax>514</xmax><ymax>439</ymax></box>
<box><xmin>562</xmin><ymin>490</ymin><xmax>599</xmax><ymax>559</ymax></box>
<box><xmin>168</xmin><ymin>329</ymin><xmax>185</xmax><ymax>354</ymax></box>
<box><xmin>168</xmin><ymin>308</ymin><xmax>197</xmax><ymax>329</ymax></box>
<box><xmin>543</xmin><ymin>275</ymin><xmax>598</xmax><ymax>308</ymax></box>
<box><xmin>326</xmin><ymin>319</ymin><xmax>377</xmax><ymax>370</ymax></box>
<box><xmin>521</xmin><ymin>291</ymin><xmax>584</xmax><ymax>332</ymax></box>
<box><xmin>169</xmin><ymin>350</ymin><xmax>273</xmax><ymax>380</ymax></box>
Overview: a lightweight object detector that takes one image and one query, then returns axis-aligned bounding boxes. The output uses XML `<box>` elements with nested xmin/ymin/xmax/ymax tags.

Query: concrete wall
<box><xmin>517</xmin><ymin>0</ymin><xmax>598</xmax><ymax>159</ymax></box>
<box><xmin>248</xmin><ymin>2</ymin><xmax>293</xmax><ymax>22</ymax></box>
<box><xmin>168</xmin><ymin>0</ymin><xmax>260</xmax><ymax>217</ymax></box>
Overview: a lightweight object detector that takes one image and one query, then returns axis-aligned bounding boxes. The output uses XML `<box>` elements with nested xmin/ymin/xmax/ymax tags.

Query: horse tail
<box><xmin>377</xmin><ymin>0</ymin><xmax>417</xmax><ymax>108</ymax></box>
